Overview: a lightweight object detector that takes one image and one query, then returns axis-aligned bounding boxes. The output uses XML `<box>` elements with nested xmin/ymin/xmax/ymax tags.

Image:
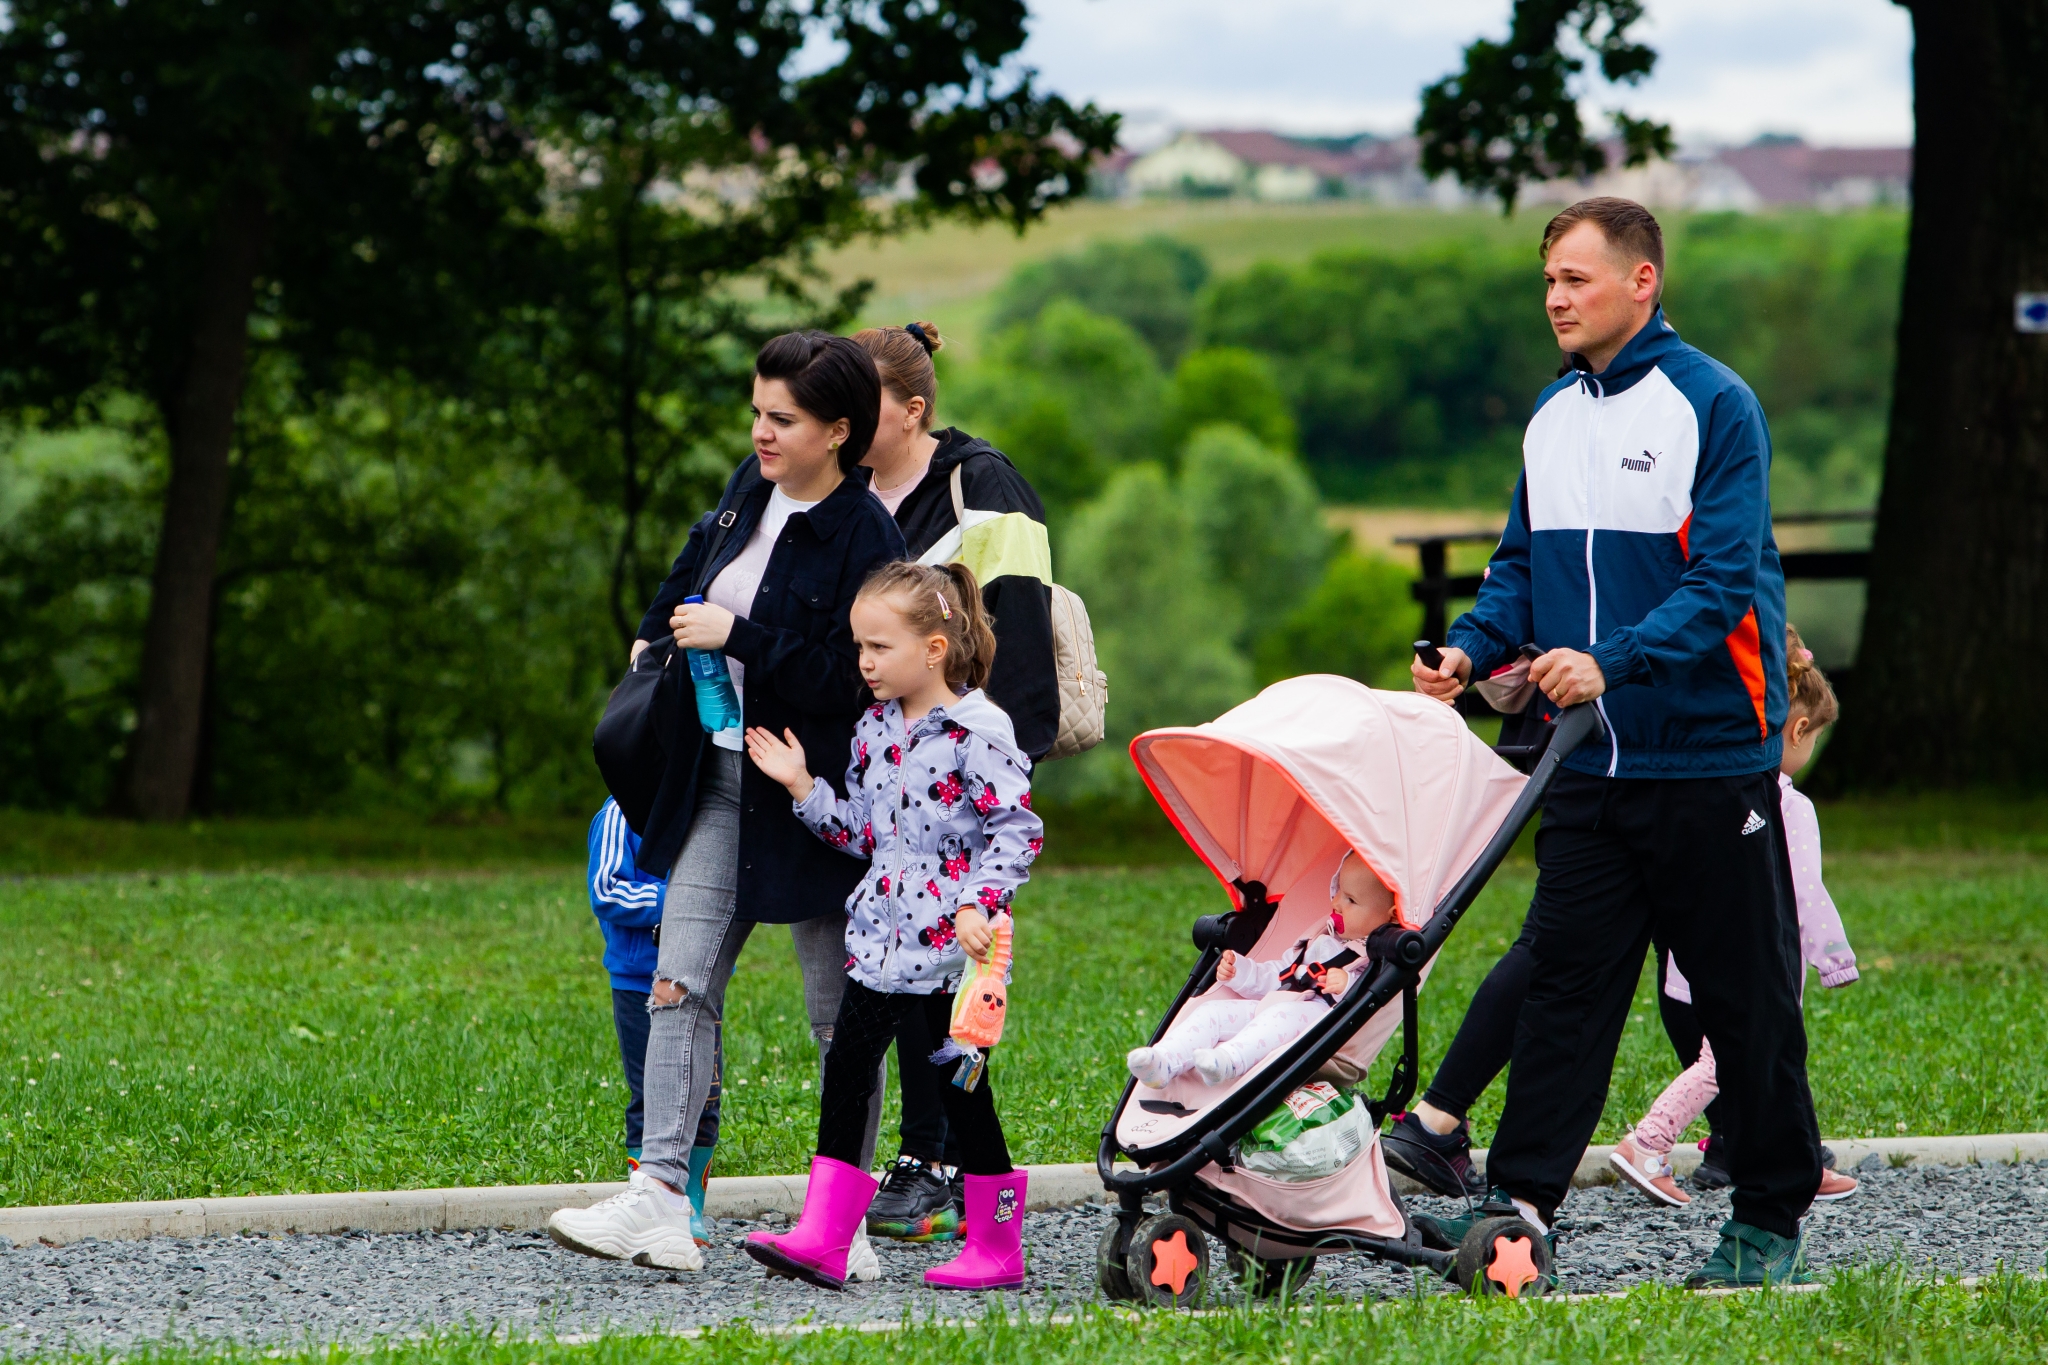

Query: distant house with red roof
<box><xmin>1101</xmin><ymin>129</ymin><xmax>1910</xmax><ymax>211</ymax></box>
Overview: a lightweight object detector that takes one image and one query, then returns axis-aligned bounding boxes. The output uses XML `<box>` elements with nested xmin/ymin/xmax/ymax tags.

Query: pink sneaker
<box><xmin>1813</xmin><ymin>1168</ymin><xmax>1858</xmax><ymax>1201</ymax></box>
<box><xmin>1609</xmin><ymin>1134</ymin><xmax>1690</xmax><ymax>1207</ymax></box>
<box><xmin>743</xmin><ymin>1155</ymin><xmax>878</xmax><ymax>1290</ymax></box>
<box><xmin>925</xmin><ymin>1169</ymin><xmax>1027</xmax><ymax>1291</ymax></box>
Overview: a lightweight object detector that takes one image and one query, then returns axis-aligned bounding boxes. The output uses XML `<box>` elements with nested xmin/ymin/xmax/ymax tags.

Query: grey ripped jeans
<box><xmin>637</xmin><ymin>748</ymin><xmax>882</xmax><ymax>1191</ymax></box>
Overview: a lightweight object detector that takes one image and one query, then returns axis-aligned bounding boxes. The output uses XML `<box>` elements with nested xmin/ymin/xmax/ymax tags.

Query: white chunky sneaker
<box><xmin>548</xmin><ymin>1178</ymin><xmax>704</xmax><ymax>1271</ymax></box>
<box><xmin>844</xmin><ymin>1226</ymin><xmax>880</xmax><ymax>1282</ymax></box>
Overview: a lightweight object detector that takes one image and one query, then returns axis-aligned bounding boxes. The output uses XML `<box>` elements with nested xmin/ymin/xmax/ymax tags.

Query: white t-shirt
<box><xmin>702</xmin><ymin>486</ymin><xmax>820</xmax><ymax>750</ymax></box>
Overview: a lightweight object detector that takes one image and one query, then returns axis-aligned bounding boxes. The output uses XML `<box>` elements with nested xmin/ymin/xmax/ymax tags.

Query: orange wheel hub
<box><xmin>1485</xmin><ymin>1233</ymin><xmax>1541</xmax><ymax>1297</ymax></box>
<box><xmin>1149</xmin><ymin>1230</ymin><xmax>1201</xmax><ymax>1296</ymax></box>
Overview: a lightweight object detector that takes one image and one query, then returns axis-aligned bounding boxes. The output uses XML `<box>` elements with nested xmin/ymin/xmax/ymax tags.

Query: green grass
<box><xmin>1</xmin><ymin>801</ymin><xmax>2043</xmax><ymax>1207</ymax></box>
<box><xmin>25</xmin><ymin>1270</ymin><xmax>2048</xmax><ymax>1364</ymax></box>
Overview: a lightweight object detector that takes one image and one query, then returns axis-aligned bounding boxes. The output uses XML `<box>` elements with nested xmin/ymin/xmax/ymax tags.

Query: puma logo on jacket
<box><xmin>1450</xmin><ymin>308</ymin><xmax>1788</xmax><ymax>778</ymax></box>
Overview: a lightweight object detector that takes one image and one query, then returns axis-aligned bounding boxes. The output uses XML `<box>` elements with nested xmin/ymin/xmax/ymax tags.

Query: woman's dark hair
<box><xmin>755</xmin><ymin>331</ymin><xmax>882</xmax><ymax>472</ymax></box>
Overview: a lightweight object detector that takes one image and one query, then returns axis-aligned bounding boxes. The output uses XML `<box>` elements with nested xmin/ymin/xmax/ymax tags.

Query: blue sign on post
<box><xmin>2018</xmin><ymin>293</ymin><xmax>2048</xmax><ymax>333</ymax></box>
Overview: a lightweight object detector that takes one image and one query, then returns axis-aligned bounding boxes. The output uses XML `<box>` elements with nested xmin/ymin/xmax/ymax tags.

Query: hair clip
<box><xmin>935</xmin><ymin>589</ymin><xmax>952</xmax><ymax>620</ymax></box>
<box><xmin>1799</xmin><ymin>648</ymin><xmax>1814</xmax><ymax>663</ymax></box>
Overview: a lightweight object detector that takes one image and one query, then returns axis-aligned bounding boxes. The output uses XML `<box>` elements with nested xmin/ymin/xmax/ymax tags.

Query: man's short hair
<box><xmin>1542</xmin><ymin>197</ymin><xmax>1665</xmax><ymax>299</ymax></box>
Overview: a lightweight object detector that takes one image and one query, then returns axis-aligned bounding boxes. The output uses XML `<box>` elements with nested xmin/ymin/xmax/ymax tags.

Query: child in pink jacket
<box><xmin>1610</xmin><ymin>627</ymin><xmax>1860</xmax><ymax>1207</ymax></box>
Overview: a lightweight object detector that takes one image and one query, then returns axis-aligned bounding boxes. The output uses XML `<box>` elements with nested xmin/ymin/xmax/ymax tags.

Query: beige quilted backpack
<box><xmin>925</xmin><ymin>464</ymin><xmax>1107</xmax><ymax>759</ymax></box>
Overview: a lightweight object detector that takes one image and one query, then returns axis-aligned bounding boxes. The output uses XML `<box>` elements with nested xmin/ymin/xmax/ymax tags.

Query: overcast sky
<box><xmin>1016</xmin><ymin>0</ymin><xmax>1914</xmax><ymax>148</ymax></box>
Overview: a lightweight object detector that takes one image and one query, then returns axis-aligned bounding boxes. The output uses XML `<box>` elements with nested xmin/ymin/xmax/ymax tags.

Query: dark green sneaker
<box><xmin>1685</xmin><ymin>1219</ymin><xmax>1811</xmax><ymax>1288</ymax></box>
<box><xmin>1413</xmin><ymin>1187</ymin><xmax>1519</xmax><ymax>1251</ymax></box>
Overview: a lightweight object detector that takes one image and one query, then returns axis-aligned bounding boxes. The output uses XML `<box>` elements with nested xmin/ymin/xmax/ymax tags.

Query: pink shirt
<box><xmin>1665</xmin><ymin>772</ymin><xmax>1859</xmax><ymax>1003</ymax></box>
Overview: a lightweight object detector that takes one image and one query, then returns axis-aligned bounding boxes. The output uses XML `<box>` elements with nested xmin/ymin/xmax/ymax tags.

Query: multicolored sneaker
<box><xmin>1685</xmin><ymin>1219</ymin><xmax>1811</xmax><ymax>1288</ymax></box>
<box><xmin>864</xmin><ymin>1156</ymin><xmax>962</xmax><ymax>1242</ymax></box>
<box><xmin>1382</xmin><ymin>1111</ymin><xmax>1488</xmax><ymax>1198</ymax></box>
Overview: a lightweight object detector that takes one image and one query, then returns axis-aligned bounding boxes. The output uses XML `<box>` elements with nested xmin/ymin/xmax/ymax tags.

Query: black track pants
<box><xmin>1485</xmin><ymin>769</ymin><xmax>1821</xmax><ymax>1237</ymax></box>
<box><xmin>818</xmin><ymin>980</ymin><xmax>1011</xmax><ymax>1176</ymax></box>
<box><xmin>1423</xmin><ymin>914</ymin><xmax>1722</xmax><ymax>1131</ymax></box>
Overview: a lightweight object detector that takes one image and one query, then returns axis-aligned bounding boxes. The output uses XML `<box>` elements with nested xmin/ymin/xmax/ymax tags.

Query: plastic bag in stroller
<box><xmin>1094</xmin><ymin>675</ymin><xmax>1602</xmax><ymax>1304</ymax></box>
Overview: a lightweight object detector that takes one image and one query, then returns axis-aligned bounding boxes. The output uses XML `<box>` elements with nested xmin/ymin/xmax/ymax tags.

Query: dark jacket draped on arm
<box><xmin>633</xmin><ymin>457</ymin><xmax>907</xmax><ymax>921</ymax></box>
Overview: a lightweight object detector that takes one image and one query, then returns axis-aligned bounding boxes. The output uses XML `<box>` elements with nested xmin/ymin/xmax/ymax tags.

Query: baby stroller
<box><xmin>1094</xmin><ymin>675</ymin><xmax>1600</xmax><ymax>1303</ymax></box>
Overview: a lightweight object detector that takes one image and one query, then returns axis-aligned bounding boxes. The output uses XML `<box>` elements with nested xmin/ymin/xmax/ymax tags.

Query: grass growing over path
<box><xmin>2</xmin><ymin>807</ymin><xmax>2043</xmax><ymax>1207</ymax></box>
<box><xmin>34</xmin><ymin>1270</ymin><xmax>2048</xmax><ymax>1365</ymax></box>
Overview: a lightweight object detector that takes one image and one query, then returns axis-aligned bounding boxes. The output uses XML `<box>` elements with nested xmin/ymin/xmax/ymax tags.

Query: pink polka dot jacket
<box><xmin>794</xmin><ymin>688</ymin><xmax>1043</xmax><ymax>995</ymax></box>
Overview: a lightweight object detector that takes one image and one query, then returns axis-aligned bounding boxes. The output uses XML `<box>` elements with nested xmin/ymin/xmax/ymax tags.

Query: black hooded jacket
<box><xmin>866</xmin><ymin>428</ymin><xmax>1059</xmax><ymax>760</ymax></box>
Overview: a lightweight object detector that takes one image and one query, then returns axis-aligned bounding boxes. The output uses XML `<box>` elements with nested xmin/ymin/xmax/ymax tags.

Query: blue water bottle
<box><xmin>681</xmin><ymin>595</ymin><xmax>743</xmax><ymax>737</ymax></box>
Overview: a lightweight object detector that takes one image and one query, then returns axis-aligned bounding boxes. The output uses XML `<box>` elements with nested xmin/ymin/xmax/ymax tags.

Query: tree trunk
<box><xmin>125</xmin><ymin>188</ymin><xmax>271</xmax><ymax>820</ymax></box>
<box><xmin>1815</xmin><ymin>0</ymin><xmax>2048</xmax><ymax>791</ymax></box>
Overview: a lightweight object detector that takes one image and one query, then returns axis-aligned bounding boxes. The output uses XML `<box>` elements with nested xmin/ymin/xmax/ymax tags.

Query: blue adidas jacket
<box><xmin>588</xmin><ymin>799</ymin><xmax>663</xmax><ymax>993</ymax></box>
<box><xmin>1448</xmin><ymin>308</ymin><xmax>1787</xmax><ymax>779</ymax></box>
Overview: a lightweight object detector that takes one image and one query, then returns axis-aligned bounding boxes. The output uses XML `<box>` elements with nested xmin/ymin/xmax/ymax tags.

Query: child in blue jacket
<box><xmin>588</xmin><ymin>798</ymin><xmax>722</xmax><ymax>1242</ymax></box>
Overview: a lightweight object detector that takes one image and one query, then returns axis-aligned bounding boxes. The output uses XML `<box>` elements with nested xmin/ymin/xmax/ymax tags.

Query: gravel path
<box><xmin>3</xmin><ymin>1159</ymin><xmax>2044</xmax><ymax>1353</ymax></box>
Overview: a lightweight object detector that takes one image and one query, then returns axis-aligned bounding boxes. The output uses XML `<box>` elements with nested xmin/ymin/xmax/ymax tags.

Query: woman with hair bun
<box><xmin>852</xmin><ymin>321</ymin><xmax>1061</xmax><ymax>1245</ymax></box>
<box><xmin>549</xmin><ymin>330</ymin><xmax>906</xmax><ymax>1278</ymax></box>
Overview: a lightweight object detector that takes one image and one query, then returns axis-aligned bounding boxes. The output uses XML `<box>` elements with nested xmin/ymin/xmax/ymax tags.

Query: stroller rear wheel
<box><xmin>1096</xmin><ymin>1217</ymin><xmax>1138</xmax><ymax>1301</ymax></box>
<box><xmin>1452</xmin><ymin>1216</ymin><xmax>1554</xmax><ymax>1298</ymax></box>
<box><xmin>1226</xmin><ymin>1243</ymin><xmax>1317</xmax><ymax>1300</ymax></box>
<box><xmin>1126</xmin><ymin>1213</ymin><xmax>1209</xmax><ymax>1308</ymax></box>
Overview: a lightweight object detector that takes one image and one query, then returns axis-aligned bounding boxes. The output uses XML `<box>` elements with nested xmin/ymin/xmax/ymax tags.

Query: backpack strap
<box><xmin>949</xmin><ymin>461</ymin><xmax>966</xmax><ymax>526</ymax></box>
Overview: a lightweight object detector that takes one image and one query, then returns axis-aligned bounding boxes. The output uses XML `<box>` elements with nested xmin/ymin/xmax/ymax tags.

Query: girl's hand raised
<box><xmin>745</xmin><ymin>727</ymin><xmax>814</xmax><ymax>801</ymax></box>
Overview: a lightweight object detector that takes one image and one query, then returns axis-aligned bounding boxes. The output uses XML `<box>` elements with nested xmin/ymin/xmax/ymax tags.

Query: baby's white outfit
<box><xmin>1129</xmin><ymin>914</ymin><xmax>1370</xmax><ymax>1088</ymax></box>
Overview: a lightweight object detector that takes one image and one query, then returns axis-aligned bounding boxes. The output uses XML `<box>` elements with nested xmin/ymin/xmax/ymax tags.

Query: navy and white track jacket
<box><xmin>587</xmin><ymin>799</ymin><xmax>663</xmax><ymax>992</ymax></box>
<box><xmin>1449</xmin><ymin>308</ymin><xmax>1787</xmax><ymax>779</ymax></box>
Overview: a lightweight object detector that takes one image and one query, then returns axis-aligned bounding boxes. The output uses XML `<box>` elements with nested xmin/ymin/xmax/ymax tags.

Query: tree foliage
<box><xmin>987</xmin><ymin>235</ymin><xmax>1210</xmax><ymax>363</ymax></box>
<box><xmin>1415</xmin><ymin>0</ymin><xmax>1672</xmax><ymax>213</ymax></box>
<box><xmin>0</xmin><ymin>0</ymin><xmax>1116</xmax><ymax>818</ymax></box>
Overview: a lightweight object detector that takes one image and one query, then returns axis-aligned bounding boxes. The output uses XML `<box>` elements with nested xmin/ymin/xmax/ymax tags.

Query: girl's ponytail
<box><xmin>1785</xmin><ymin>624</ymin><xmax>1839</xmax><ymax>726</ymax></box>
<box><xmin>940</xmin><ymin>561</ymin><xmax>997</xmax><ymax>692</ymax></box>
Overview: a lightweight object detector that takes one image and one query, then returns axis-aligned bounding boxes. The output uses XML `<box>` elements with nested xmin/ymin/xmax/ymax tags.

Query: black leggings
<box><xmin>818</xmin><ymin>979</ymin><xmax>1011</xmax><ymax>1176</ymax></box>
<box><xmin>1421</xmin><ymin>913</ymin><xmax>1720</xmax><ymax>1130</ymax></box>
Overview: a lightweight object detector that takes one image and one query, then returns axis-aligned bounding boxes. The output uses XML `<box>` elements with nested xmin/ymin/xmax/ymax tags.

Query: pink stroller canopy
<box><xmin>1132</xmin><ymin>675</ymin><xmax>1527</xmax><ymax>932</ymax></box>
<box><xmin>1125</xmin><ymin>676</ymin><xmax>1527</xmax><ymax>1242</ymax></box>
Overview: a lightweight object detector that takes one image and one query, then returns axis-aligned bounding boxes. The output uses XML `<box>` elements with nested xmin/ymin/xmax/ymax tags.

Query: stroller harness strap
<box><xmin>1277</xmin><ymin>947</ymin><xmax>1361</xmax><ymax>1003</ymax></box>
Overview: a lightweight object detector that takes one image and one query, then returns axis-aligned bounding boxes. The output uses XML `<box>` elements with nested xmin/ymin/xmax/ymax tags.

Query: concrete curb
<box><xmin>5</xmin><ymin>1134</ymin><xmax>2043</xmax><ymax>1248</ymax></box>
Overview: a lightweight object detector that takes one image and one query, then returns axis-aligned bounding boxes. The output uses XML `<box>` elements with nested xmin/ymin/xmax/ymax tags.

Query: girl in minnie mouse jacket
<box><xmin>796</xmin><ymin>679</ymin><xmax>1041</xmax><ymax>994</ymax></box>
<box><xmin>742</xmin><ymin>560</ymin><xmax>1042</xmax><ymax>1294</ymax></box>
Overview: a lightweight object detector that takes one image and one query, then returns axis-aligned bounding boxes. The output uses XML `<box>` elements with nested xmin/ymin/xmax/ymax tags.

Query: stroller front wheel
<box><xmin>1096</xmin><ymin>1217</ymin><xmax>1138</xmax><ymax>1301</ymax></box>
<box><xmin>1126</xmin><ymin>1213</ymin><xmax>1210</xmax><ymax>1309</ymax></box>
<box><xmin>1451</xmin><ymin>1215</ymin><xmax>1555</xmax><ymax>1298</ymax></box>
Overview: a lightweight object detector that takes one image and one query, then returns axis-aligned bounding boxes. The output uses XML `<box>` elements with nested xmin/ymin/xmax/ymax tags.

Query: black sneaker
<box><xmin>1382</xmin><ymin>1111</ymin><xmax>1488</xmax><ymax>1198</ymax></box>
<box><xmin>864</xmin><ymin>1156</ymin><xmax>961</xmax><ymax>1242</ymax></box>
<box><xmin>1692</xmin><ymin>1133</ymin><xmax>1732</xmax><ymax>1190</ymax></box>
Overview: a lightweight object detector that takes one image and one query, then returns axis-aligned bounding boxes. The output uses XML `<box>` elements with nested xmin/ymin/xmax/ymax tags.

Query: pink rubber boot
<box><xmin>743</xmin><ymin>1155</ymin><xmax>878</xmax><ymax>1290</ymax></box>
<box><xmin>925</xmin><ymin>1169</ymin><xmax>1027</xmax><ymax>1290</ymax></box>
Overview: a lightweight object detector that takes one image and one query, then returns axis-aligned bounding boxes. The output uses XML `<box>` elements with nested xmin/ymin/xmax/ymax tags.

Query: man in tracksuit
<box><xmin>1414</xmin><ymin>197</ymin><xmax>1823</xmax><ymax>1287</ymax></box>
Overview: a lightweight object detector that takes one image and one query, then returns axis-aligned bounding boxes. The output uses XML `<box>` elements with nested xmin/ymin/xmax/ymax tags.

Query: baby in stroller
<box><xmin>1128</xmin><ymin>853</ymin><xmax>1402</xmax><ymax>1088</ymax></box>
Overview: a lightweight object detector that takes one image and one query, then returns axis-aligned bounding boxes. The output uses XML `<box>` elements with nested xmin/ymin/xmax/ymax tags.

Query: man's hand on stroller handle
<box><xmin>1528</xmin><ymin>648</ymin><xmax>1607</xmax><ymax>707</ymax></box>
<box><xmin>1411</xmin><ymin>645</ymin><xmax>1471</xmax><ymax>703</ymax></box>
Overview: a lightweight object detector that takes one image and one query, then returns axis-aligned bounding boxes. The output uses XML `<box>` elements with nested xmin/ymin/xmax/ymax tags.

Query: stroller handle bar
<box><xmin>1097</xmin><ymin>701</ymin><xmax>1606</xmax><ymax>1195</ymax></box>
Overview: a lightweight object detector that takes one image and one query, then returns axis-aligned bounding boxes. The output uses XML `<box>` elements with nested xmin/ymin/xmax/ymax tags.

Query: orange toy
<box><xmin>948</xmin><ymin>914</ymin><xmax>1013</xmax><ymax>1050</ymax></box>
